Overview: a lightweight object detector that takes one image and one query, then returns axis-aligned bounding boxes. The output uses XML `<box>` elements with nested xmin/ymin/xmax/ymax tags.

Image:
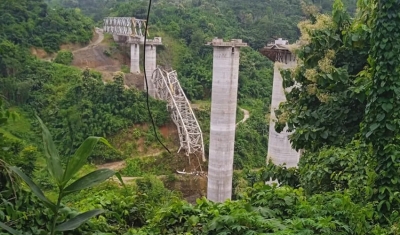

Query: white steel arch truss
<box><xmin>103</xmin><ymin>17</ymin><xmax>146</xmax><ymax>37</ymax></box>
<box><xmin>152</xmin><ymin>67</ymin><xmax>206</xmax><ymax>162</ymax></box>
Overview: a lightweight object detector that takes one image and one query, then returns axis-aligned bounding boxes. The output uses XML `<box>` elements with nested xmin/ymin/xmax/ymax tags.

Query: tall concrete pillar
<box><xmin>267</xmin><ymin>60</ymin><xmax>300</xmax><ymax>167</ymax></box>
<box><xmin>207</xmin><ymin>38</ymin><xmax>247</xmax><ymax>202</ymax></box>
<box><xmin>112</xmin><ymin>35</ymin><xmax>119</xmax><ymax>42</ymax></box>
<box><xmin>259</xmin><ymin>38</ymin><xmax>300</xmax><ymax>168</ymax></box>
<box><xmin>144</xmin><ymin>44</ymin><xmax>157</xmax><ymax>97</ymax></box>
<box><xmin>130</xmin><ymin>43</ymin><xmax>140</xmax><ymax>73</ymax></box>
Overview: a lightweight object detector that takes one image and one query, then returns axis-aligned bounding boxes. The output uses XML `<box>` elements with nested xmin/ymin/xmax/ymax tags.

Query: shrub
<box><xmin>121</xmin><ymin>65</ymin><xmax>130</xmax><ymax>73</ymax></box>
<box><xmin>54</xmin><ymin>50</ymin><xmax>73</xmax><ymax>65</ymax></box>
<box><xmin>298</xmin><ymin>140</ymin><xmax>377</xmax><ymax>203</ymax></box>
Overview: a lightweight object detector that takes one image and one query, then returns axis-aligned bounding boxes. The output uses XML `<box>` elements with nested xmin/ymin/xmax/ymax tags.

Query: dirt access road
<box><xmin>96</xmin><ymin>150</ymin><xmax>166</xmax><ymax>171</ymax></box>
<box><xmin>41</xmin><ymin>28</ymin><xmax>104</xmax><ymax>62</ymax></box>
<box><xmin>73</xmin><ymin>27</ymin><xmax>104</xmax><ymax>53</ymax></box>
<box><xmin>236</xmin><ymin>108</ymin><xmax>250</xmax><ymax>126</ymax></box>
<box><xmin>71</xmin><ymin>28</ymin><xmax>144</xmax><ymax>87</ymax></box>
<box><xmin>71</xmin><ymin>27</ymin><xmax>120</xmax><ymax>78</ymax></box>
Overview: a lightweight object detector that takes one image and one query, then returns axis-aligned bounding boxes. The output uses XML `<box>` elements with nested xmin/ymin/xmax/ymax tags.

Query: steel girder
<box><xmin>103</xmin><ymin>17</ymin><xmax>146</xmax><ymax>37</ymax></box>
<box><xmin>152</xmin><ymin>68</ymin><xmax>206</xmax><ymax>162</ymax></box>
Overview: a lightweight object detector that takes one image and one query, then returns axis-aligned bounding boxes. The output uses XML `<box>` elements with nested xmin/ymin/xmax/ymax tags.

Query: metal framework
<box><xmin>103</xmin><ymin>16</ymin><xmax>204</xmax><ymax>165</ymax></box>
<box><xmin>103</xmin><ymin>17</ymin><xmax>146</xmax><ymax>37</ymax></box>
<box><xmin>260</xmin><ymin>44</ymin><xmax>295</xmax><ymax>63</ymax></box>
<box><xmin>259</xmin><ymin>39</ymin><xmax>296</xmax><ymax>63</ymax></box>
<box><xmin>152</xmin><ymin>67</ymin><xmax>206</xmax><ymax>162</ymax></box>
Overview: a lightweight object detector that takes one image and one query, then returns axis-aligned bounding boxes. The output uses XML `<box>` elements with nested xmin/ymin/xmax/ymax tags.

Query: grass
<box><xmin>121</xmin><ymin>64</ymin><xmax>130</xmax><ymax>73</ymax></box>
<box><xmin>109</xmin><ymin>124</ymin><xmax>175</xmax><ymax>158</ymax></box>
<box><xmin>121</xmin><ymin>151</ymin><xmax>181</xmax><ymax>177</ymax></box>
<box><xmin>1</xmin><ymin>107</ymin><xmax>36</xmax><ymax>142</ymax></box>
<box><xmin>0</xmin><ymin>128</ymin><xmax>18</xmax><ymax>140</ymax></box>
<box><xmin>102</xmin><ymin>33</ymin><xmax>114</xmax><ymax>45</ymax></box>
<box><xmin>190</xmin><ymin>99</ymin><xmax>211</xmax><ymax>112</ymax></box>
<box><xmin>192</xmin><ymin>99</ymin><xmax>211</xmax><ymax>106</ymax></box>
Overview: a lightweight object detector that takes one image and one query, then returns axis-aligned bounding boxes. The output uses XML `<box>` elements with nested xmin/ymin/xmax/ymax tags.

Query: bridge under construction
<box><xmin>103</xmin><ymin>17</ymin><xmax>206</xmax><ymax>165</ymax></box>
<box><xmin>103</xmin><ymin>17</ymin><xmax>300</xmax><ymax>203</ymax></box>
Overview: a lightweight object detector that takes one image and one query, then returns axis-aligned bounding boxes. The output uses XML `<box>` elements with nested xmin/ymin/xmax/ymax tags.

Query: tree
<box><xmin>275</xmin><ymin>0</ymin><xmax>369</xmax><ymax>152</ymax></box>
<box><xmin>0</xmin><ymin>98</ymin><xmax>18</xmax><ymax>193</ymax></box>
<box><xmin>54</xmin><ymin>50</ymin><xmax>73</xmax><ymax>65</ymax></box>
<box><xmin>361</xmin><ymin>0</ymin><xmax>400</xmax><ymax>215</ymax></box>
<box><xmin>0</xmin><ymin>40</ymin><xmax>26</xmax><ymax>76</ymax></box>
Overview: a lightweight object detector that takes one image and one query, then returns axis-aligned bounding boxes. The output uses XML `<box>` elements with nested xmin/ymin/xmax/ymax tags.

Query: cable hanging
<box><xmin>143</xmin><ymin>0</ymin><xmax>171</xmax><ymax>154</ymax></box>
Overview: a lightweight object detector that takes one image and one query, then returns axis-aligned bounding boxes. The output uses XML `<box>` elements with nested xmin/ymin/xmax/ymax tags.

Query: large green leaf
<box><xmin>36</xmin><ymin>115</ymin><xmax>63</xmax><ymax>185</ymax></box>
<box><xmin>62</xmin><ymin>169</ymin><xmax>115</xmax><ymax>196</ymax></box>
<box><xmin>55</xmin><ymin>209</ymin><xmax>104</xmax><ymax>231</ymax></box>
<box><xmin>114</xmin><ymin>172</ymin><xmax>126</xmax><ymax>187</ymax></box>
<box><xmin>0</xmin><ymin>221</ymin><xmax>21</xmax><ymax>235</ymax></box>
<box><xmin>9</xmin><ymin>166</ymin><xmax>56</xmax><ymax>212</ymax></box>
<box><xmin>62</xmin><ymin>136</ymin><xmax>111</xmax><ymax>186</ymax></box>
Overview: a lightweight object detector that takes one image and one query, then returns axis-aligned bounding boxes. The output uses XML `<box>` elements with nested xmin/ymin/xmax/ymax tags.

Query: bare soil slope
<box><xmin>71</xmin><ymin>28</ymin><xmax>122</xmax><ymax>81</ymax></box>
<box><xmin>69</xmin><ymin>28</ymin><xmax>143</xmax><ymax>88</ymax></box>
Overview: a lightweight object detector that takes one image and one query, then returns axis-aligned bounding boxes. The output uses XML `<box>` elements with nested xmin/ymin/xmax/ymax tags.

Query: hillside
<box><xmin>6</xmin><ymin>0</ymin><xmax>400</xmax><ymax>234</ymax></box>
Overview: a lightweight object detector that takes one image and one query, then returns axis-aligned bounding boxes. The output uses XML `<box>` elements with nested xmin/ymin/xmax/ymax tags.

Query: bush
<box><xmin>298</xmin><ymin>140</ymin><xmax>377</xmax><ymax>203</ymax></box>
<box><xmin>103</xmin><ymin>49</ymin><xmax>111</xmax><ymax>57</ymax></box>
<box><xmin>54</xmin><ymin>50</ymin><xmax>73</xmax><ymax>65</ymax></box>
<box><xmin>122</xmin><ymin>153</ymin><xmax>173</xmax><ymax>177</ymax></box>
<box><xmin>121</xmin><ymin>65</ymin><xmax>130</xmax><ymax>73</ymax></box>
<box><xmin>139</xmin><ymin>185</ymin><xmax>385</xmax><ymax>234</ymax></box>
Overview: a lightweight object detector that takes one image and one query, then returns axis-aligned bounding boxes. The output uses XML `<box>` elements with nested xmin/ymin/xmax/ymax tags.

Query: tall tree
<box><xmin>275</xmin><ymin>0</ymin><xmax>369</xmax><ymax>152</ymax></box>
<box><xmin>361</xmin><ymin>0</ymin><xmax>400</xmax><ymax>215</ymax></box>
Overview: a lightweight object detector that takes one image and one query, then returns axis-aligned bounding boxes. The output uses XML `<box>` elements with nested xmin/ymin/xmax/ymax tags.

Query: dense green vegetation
<box><xmin>5</xmin><ymin>0</ymin><xmax>400</xmax><ymax>234</ymax></box>
<box><xmin>275</xmin><ymin>2</ymin><xmax>368</xmax><ymax>151</ymax></box>
<box><xmin>0</xmin><ymin>0</ymin><xmax>170</xmax><ymax>163</ymax></box>
<box><xmin>54</xmin><ymin>50</ymin><xmax>73</xmax><ymax>65</ymax></box>
<box><xmin>0</xmin><ymin>0</ymin><xmax>93</xmax><ymax>53</ymax></box>
<box><xmin>274</xmin><ymin>0</ymin><xmax>400</xmax><ymax>224</ymax></box>
<box><xmin>0</xmin><ymin>116</ymin><xmax>120</xmax><ymax>234</ymax></box>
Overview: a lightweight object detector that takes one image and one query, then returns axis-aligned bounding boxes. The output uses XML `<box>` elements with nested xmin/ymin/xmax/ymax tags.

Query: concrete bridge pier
<box><xmin>206</xmin><ymin>38</ymin><xmax>247</xmax><ymax>203</ymax></box>
<box><xmin>130</xmin><ymin>43</ymin><xmax>140</xmax><ymax>74</ymax></box>
<box><xmin>144</xmin><ymin>44</ymin><xmax>157</xmax><ymax>97</ymax></box>
<box><xmin>112</xmin><ymin>35</ymin><xmax>120</xmax><ymax>42</ymax></box>
<box><xmin>268</xmin><ymin>60</ymin><xmax>299</xmax><ymax>167</ymax></box>
<box><xmin>144</xmin><ymin>37</ymin><xmax>162</xmax><ymax>98</ymax></box>
<box><xmin>260</xmin><ymin>38</ymin><xmax>300</xmax><ymax>168</ymax></box>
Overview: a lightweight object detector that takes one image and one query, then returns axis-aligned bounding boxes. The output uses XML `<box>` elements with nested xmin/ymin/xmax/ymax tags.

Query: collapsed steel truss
<box><xmin>152</xmin><ymin>67</ymin><xmax>206</xmax><ymax>162</ymax></box>
<box><xmin>103</xmin><ymin>16</ymin><xmax>204</xmax><ymax>163</ymax></box>
<box><xmin>103</xmin><ymin>17</ymin><xmax>146</xmax><ymax>37</ymax></box>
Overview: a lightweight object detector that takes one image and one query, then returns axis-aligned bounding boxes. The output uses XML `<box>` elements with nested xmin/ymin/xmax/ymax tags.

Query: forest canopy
<box><xmin>0</xmin><ymin>0</ymin><xmax>93</xmax><ymax>52</ymax></box>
